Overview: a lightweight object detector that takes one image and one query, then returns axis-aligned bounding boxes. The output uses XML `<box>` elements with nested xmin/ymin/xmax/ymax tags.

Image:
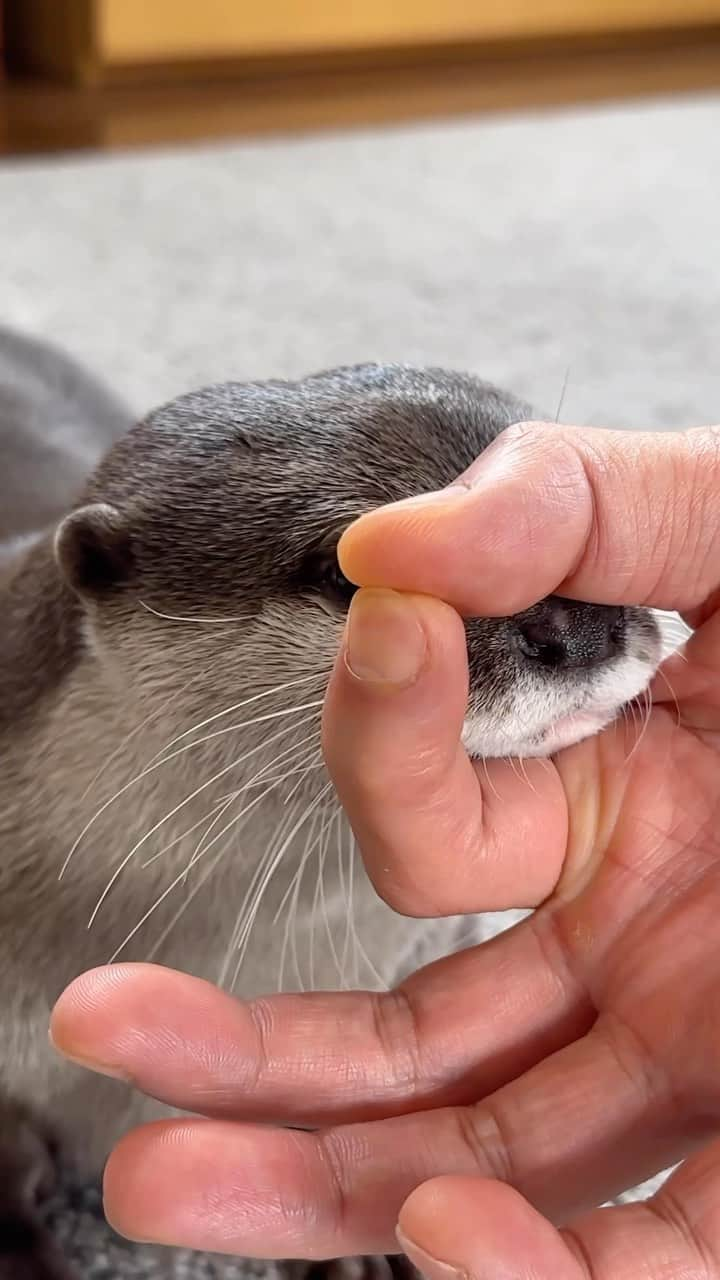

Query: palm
<box><xmin>547</xmin><ymin>686</ymin><xmax>720</xmax><ymax>1175</ymax></box>
<box><xmin>50</xmin><ymin>648</ymin><xmax>720</xmax><ymax>1258</ymax></box>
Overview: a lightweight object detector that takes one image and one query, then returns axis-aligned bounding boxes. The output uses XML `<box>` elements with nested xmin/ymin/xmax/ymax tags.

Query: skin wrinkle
<box><xmin>561</xmin><ymin>1224</ymin><xmax>597</xmax><ymax>1280</ymax></box>
<box><xmin>457</xmin><ymin>1099</ymin><xmax>517</xmax><ymax>1189</ymax></box>
<box><xmin>647</xmin><ymin>1192</ymin><xmax>714</xmax><ymax>1280</ymax></box>
<box><xmin>368</xmin><ymin>989</ymin><xmax>425</xmax><ymax>1103</ymax></box>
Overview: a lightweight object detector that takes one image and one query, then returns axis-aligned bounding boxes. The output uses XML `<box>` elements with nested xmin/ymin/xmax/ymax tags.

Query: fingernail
<box><xmin>345</xmin><ymin>590</ymin><xmax>427</xmax><ymax>685</ymax></box>
<box><xmin>48</xmin><ymin>1028</ymin><xmax>129</xmax><ymax>1082</ymax></box>
<box><xmin>396</xmin><ymin>1227</ymin><xmax>466</xmax><ymax>1280</ymax></box>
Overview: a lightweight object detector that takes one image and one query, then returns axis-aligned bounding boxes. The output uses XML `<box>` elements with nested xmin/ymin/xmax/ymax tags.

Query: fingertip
<box><xmin>398</xmin><ymin>1177</ymin><xmax>578</xmax><ymax>1280</ymax></box>
<box><xmin>337</xmin><ymin>503</ymin><xmax>463</xmax><ymax>594</ymax></box>
<box><xmin>103</xmin><ymin>1121</ymin><xmax>184</xmax><ymax>1243</ymax></box>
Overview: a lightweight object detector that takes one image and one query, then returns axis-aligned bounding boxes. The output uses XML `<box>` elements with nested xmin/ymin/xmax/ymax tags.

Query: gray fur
<box><xmin>0</xmin><ymin>332</ymin><xmax>663</xmax><ymax>1277</ymax></box>
<box><xmin>0</xmin><ymin>325</ymin><xmax>131</xmax><ymax>547</ymax></box>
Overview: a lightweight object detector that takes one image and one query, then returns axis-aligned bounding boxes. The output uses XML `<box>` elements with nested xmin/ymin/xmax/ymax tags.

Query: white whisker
<box><xmin>230</xmin><ymin>781</ymin><xmax>333</xmax><ymax>993</ymax></box>
<box><xmin>108</xmin><ymin>781</ymin><xmax>279</xmax><ymax>963</ymax></box>
<box><xmin>140</xmin><ymin>791</ymin><xmax>237</xmax><ymax>868</ymax></box>
<box><xmin>654</xmin><ymin>666</ymin><xmax>683</xmax><ymax>729</ymax></box>
<box><xmin>213</xmin><ymin>731</ymin><xmax>325</xmax><ymax>983</ymax></box>
<box><xmin>317</xmin><ymin>806</ymin><xmax>342</xmax><ymax>986</ymax></box>
<box><xmin>147</xmin><ymin>672</ymin><xmax>323</xmax><ymax>765</ymax></box>
<box><xmin>86</xmin><ymin>710</ymin><xmax>321</xmax><ymax>927</ymax></box>
<box><xmin>626</xmin><ymin>686</ymin><xmax>653</xmax><ymax>765</ymax></box>
<box><xmin>218</xmin><ymin>795</ymin><xmax>305</xmax><ymax>987</ymax></box>
<box><xmin>64</xmin><ymin>697</ymin><xmax>323</xmax><ymax>881</ymax></box>
<box><xmin>348</xmin><ymin>835</ymin><xmax>387</xmax><ymax>990</ymax></box>
<box><xmin>138</xmin><ymin>599</ymin><xmax>253</xmax><ymax>625</ymax></box>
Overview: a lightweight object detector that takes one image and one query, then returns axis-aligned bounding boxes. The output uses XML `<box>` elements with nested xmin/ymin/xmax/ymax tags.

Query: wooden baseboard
<box><xmin>6</xmin><ymin>0</ymin><xmax>720</xmax><ymax>85</ymax></box>
<box><xmin>2</xmin><ymin>30</ymin><xmax>720</xmax><ymax>157</ymax></box>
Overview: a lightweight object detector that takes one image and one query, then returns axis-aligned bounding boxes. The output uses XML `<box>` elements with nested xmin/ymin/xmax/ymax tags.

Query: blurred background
<box><xmin>1</xmin><ymin>1</ymin><xmax>720</xmax><ymax>431</ymax></box>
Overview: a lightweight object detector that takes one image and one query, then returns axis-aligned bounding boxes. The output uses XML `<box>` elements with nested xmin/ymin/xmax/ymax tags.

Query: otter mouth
<box><xmin>534</xmin><ymin>705</ymin><xmax>623</xmax><ymax>755</ymax></box>
<box><xmin>462</xmin><ymin>667</ymin><xmax>655</xmax><ymax>761</ymax></box>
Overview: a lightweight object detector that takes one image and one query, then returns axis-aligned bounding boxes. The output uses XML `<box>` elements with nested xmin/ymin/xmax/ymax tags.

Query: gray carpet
<box><xmin>2</xmin><ymin>90</ymin><xmax>719</xmax><ymax>1275</ymax></box>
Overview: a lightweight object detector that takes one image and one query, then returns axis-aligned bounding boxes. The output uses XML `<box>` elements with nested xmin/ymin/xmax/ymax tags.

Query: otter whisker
<box><xmin>278</xmin><ymin>806</ymin><xmax>324</xmax><ymax>994</ymax></box>
<box><xmin>142</xmin><ymin>729</ymin><xmax>322</xmax><ymax>956</ymax></box>
<box><xmin>140</xmin><ymin>790</ymin><xmax>238</xmax><ymax>869</ymax></box>
<box><xmin>310</xmin><ymin>805</ymin><xmax>341</xmax><ymax>990</ymax></box>
<box><xmin>478</xmin><ymin>756</ymin><xmax>501</xmax><ymax>802</ymax></box>
<box><xmin>341</xmin><ymin>825</ymin><xmax>365</xmax><ymax>989</ymax></box>
<box><xmin>107</xmin><ymin>779</ymin><xmax>282</xmax><ymax>963</ymax></box>
<box><xmin>87</xmin><ymin>709</ymin><xmax>321</xmax><ymax>927</ymax></box>
<box><xmin>654</xmin><ymin>665</ymin><xmax>683</xmax><ymax>729</ymax></box>
<box><xmin>338</xmin><ymin>814</ymin><xmax>354</xmax><ymax>989</ymax></box>
<box><xmin>78</xmin><ymin>672</ymin><xmax>208</xmax><ymax>808</ymax></box>
<box><xmin>515</xmin><ymin>754</ymin><xmax>539</xmax><ymax>796</ymax></box>
<box><xmin>146</xmin><ymin>697</ymin><xmax>324</xmax><ymax>772</ymax></box>
<box><xmin>147</xmin><ymin>671</ymin><xmax>323</xmax><ymax>766</ymax></box>
<box><xmin>138</xmin><ymin>599</ymin><xmax>254</xmax><ymax>625</ymax></box>
<box><xmin>155</xmin><ymin>734</ymin><xmax>325</xmax><ymax>974</ymax></box>
<box><xmin>348</xmin><ymin>834</ymin><xmax>388</xmax><ymax>991</ymax></box>
<box><xmin>218</xmin><ymin>793</ymin><xmax>306</xmax><ymax>987</ymax></box>
<box><xmin>70</xmin><ymin>699</ymin><xmax>322</xmax><ymax>886</ymax></box>
<box><xmin>64</xmin><ymin>674</ymin><xmax>323</xmax><ymax>877</ymax></box>
<box><xmin>231</xmin><ymin>781</ymin><xmax>334</xmax><ymax>993</ymax></box>
<box><xmin>283</xmin><ymin>754</ymin><xmax>327</xmax><ymax>804</ymax></box>
<box><xmin>275</xmin><ymin>804</ymin><xmax>336</xmax><ymax>992</ymax></box>
<box><xmin>317</xmin><ymin>806</ymin><xmax>343</xmax><ymax>987</ymax></box>
<box><xmin>214</xmin><ymin>730</ymin><xmax>325</xmax><ymax>954</ymax></box>
<box><xmin>554</xmin><ymin>365</ymin><xmax>572</xmax><ymax>423</ymax></box>
<box><xmin>625</xmin><ymin>686</ymin><xmax>653</xmax><ymax>765</ymax></box>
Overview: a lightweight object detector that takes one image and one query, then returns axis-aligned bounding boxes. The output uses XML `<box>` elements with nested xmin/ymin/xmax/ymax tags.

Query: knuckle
<box><xmin>369</xmin><ymin>989</ymin><xmax>426</xmax><ymax>1102</ymax></box>
<box><xmin>318</xmin><ymin>1129</ymin><xmax>361</xmax><ymax>1249</ymax></box>
<box><xmin>597</xmin><ymin>1013</ymin><xmax>679</xmax><ymax>1118</ymax></box>
<box><xmin>364</xmin><ymin>855</ymin><xmax>440</xmax><ymax>917</ymax></box>
<box><xmin>245</xmin><ymin>997</ymin><xmax>274</xmax><ymax>1093</ymax></box>
<box><xmin>452</xmin><ymin>1100</ymin><xmax>516</xmax><ymax>1186</ymax></box>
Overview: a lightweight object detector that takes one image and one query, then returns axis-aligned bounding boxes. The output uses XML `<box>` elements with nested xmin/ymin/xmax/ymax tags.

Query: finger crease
<box><xmin>457</xmin><ymin>1100</ymin><xmax>515</xmax><ymax>1186</ymax></box>
<box><xmin>370</xmin><ymin>989</ymin><xmax>425</xmax><ymax>1102</ymax></box>
<box><xmin>317</xmin><ymin>1132</ymin><xmax>352</xmax><ymax>1249</ymax></box>
<box><xmin>246</xmin><ymin>997</ymin><xmax>274</xmax><ymax>1095</ymax></box>
<box><xmin>561</xmin><ymin>1222</ymin><xmax>597</xmax><ymax>1280</ymax></box>
<box><xmin>647</xmin><ymin>1190</ymin><xmax>714</xmax><ymax>1278</ymax></box>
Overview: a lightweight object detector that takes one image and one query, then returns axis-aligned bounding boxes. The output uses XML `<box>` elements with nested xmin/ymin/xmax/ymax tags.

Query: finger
<box><xmin>338</xmin><ymin>424</ymin><xmax>720</xmax><ymax>619</ymax></box>
<box><xmin>50</xmin><ymin>942</ymin><xmax>591</xmax><ymax>1124</ymax></box>
<box><xmin>651</xmin><ymin>613</ymin><xmax>720</xmax><ymax>733</ymax></box>
<box><xmin>322</xmin><ymin>589</ymin><xmax>568</xmax><ymax>916</ymax></box>
<box><xmin>398</xmin><ymin>1138</ymin><xmax>720</xmax><ymax>1280</ymax></box>
<box><xmin>398</xmin><ymin>1178</ymin><xmax>581</xmax><ymax>1280</ymax></box>
<box><xmin>101</xmin><ymin>1016</ymin><xmax>692</xmax><ymax>1257</ymax></box>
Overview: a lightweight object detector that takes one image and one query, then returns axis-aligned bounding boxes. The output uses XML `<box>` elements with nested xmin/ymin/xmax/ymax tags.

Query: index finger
<box><xmin>338</xmin><ymin>423</ymin><xmax>720</xmax><ymax>618</ymax></box>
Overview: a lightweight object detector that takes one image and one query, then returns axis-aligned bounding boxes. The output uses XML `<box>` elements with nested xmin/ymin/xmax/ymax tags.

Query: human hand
<box><xmin>50</xmin><ymin>422</ymin><xmax>720</xmax><ymax>1278</ymax></box>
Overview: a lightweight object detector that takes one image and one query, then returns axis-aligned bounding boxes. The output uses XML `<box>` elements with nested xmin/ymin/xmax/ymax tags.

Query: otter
<box><xmin>0</xmin><ymin>329</ymin><xmax>668</xmax><ymax>1277</ymax></box>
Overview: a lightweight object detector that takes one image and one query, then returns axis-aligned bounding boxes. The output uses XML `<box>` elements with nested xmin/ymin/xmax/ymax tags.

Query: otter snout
<box><xmin>513</xmin><ymin>597</ymin><xmax>626</xmax><ymax>671</ymax></box>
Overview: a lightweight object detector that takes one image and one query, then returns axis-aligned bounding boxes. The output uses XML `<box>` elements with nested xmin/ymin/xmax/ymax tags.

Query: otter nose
<box><xmin>515</xmin><ymin>599</ymin><xmax>625</xmax><ymax>670</ymax></box>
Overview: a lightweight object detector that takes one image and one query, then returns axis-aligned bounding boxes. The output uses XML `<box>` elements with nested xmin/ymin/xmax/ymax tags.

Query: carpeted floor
<box><xmin>2</xmin><ymin>90</ymin><xmax>719</xmax><ymax>1275</ymax></box>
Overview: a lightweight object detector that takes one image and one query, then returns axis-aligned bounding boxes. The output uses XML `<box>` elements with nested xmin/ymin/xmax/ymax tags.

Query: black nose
<box><xmin>515</xmin><ymin>598</ymin><xmax>625</xmax><ymax>670</ymax></box>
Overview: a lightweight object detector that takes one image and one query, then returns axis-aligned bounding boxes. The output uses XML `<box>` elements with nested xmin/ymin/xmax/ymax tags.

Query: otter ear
<box><xmin>55</xmin><ymin>503</ymin><xmax>134</xmax><ymax>597</ymax></box>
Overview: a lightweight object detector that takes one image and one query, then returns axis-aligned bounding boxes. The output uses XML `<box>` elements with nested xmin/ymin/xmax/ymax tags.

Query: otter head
<box><xmin>54</xmin><ymin>363</ymin><xmax>665</xmax><ymax>768</ymax></box>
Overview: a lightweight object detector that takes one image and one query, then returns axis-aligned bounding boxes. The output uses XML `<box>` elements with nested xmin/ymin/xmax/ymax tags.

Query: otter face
<box><xmin>55</xmin><ymin>363</ymin><xmax>672</xmax><ymax>761</ymax></box>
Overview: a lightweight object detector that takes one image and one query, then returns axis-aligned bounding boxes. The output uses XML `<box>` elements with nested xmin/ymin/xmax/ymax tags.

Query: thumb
<box><xmin>397</xmin><ymin>1176</ymin><xmax>579</xmax><ymax>1280</ymax></box>
<box><xmin>339</xmin><ymin>423</ymin><xmax>720</xmax><ymax>618</ymax></box>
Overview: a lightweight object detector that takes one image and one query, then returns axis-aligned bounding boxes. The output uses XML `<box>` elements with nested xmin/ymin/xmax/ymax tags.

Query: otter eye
<box><xmin>307</xmin><ymin>553</ymin><xmax>357</xmax><ymax>606</ymax></box>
